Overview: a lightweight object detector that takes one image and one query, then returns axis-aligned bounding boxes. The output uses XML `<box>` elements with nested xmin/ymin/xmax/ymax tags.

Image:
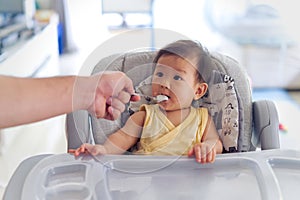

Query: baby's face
<box><xmin>152</xmin><ymin>55</ymin><xmax>200</xmax><ymax>111</ymax></box>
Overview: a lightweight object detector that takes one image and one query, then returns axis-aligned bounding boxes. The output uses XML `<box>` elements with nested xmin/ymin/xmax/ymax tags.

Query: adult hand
<box><xmin>0</xmin><ymin>73</ymin><xmax>140</xmax><ymax>128</ymax></box>
<box><xmin>74</xmin><ymin>71</ymin><xmax>140</xmax><ymax>120</ymax></box>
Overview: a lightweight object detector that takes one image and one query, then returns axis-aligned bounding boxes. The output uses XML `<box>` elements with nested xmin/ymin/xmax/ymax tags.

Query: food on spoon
<box><xmin>156</xmin><ymin>94</ymin><xmax>169</xmax><ymax>102</ymax></box>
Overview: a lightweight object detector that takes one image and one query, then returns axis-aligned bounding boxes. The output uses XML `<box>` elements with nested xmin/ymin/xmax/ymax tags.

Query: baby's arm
<box><xmin>188</xmin><ymin>115</ymin><xmax>222</xmax><ymax>163</ymax></box>
<box><xmin>69</xmin><ymin>111</ymin><xmax>146</xmax><ymax>156</ymax></box>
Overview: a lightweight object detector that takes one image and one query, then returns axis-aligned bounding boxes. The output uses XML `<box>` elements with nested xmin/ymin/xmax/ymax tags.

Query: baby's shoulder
<box><xmin>130</xmin><ymin>110</ymin><xmax>147</xmax><ymax>124</ymax></box>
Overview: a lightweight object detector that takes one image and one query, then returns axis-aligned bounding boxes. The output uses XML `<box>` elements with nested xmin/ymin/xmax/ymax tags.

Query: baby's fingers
<box><xmin>202</xmin><ymin>147</ymin><xmax>216</xmax><ymax>163</ymax></box>
<box><xmin>208</xmin><ymin>148</ymin><xmax>216</xmax><ymax>163</ymax></box>
<box><xmin>68</xmin><ymin>149</ymin><xmax>76</xmax><ymax>153</ymax></box>
<box><xmin>189</xmin><ymin>144</ymin><xmax>217</xmax><ymax>164</ymax></box>
<box><xmin>187</xmin><ymin>147</ymin><xmax>195</xmax><ymax>157</ymax></box>
<box><xmin>82</xmin><ymin>143</ymin><xmax>107</xmax><ymax>156</ymax></box>
<box><xmin>188</xmin><ymin>145</ymin><xmax>204</xmax><ymax>163</ymax></box>
<box><xmin>194</xmin><ymin>145</ymin><xmax>204</xmax><ymax>163</ymax></box>
<box><xmin>194</xmin><ymin>144</ymin><xmax>218</xmax><ymax>163</ymax></box>
<box><xmin>68</xmin><ymin>145</ymin><xmax>88</xmax><ymax>157</ymax></box>
<box><xmin>68</xmin><ymin>148</ymin><xmax>80</xmax><ymax>156</ymax></box>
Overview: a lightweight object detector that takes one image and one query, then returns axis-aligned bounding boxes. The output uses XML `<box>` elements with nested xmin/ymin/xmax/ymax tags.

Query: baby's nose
<box><xmin>160</xmin><ymin>79</ymin><xmax>171</xmax><ymax>89</ymax></box>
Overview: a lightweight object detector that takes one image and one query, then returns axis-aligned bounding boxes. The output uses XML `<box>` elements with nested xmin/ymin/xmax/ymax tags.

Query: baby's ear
<box><xmin>194</xmin><ymin>83</ymin><xmax>208</xmax><ymax>100</ymax></box>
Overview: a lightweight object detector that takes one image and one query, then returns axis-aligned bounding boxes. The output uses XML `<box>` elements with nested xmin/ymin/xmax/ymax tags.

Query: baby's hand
<box><xmin>188</xmin><ymin>142</ymin><xmax>216</xmax><ymax>163</ymax></box>
<box><xmin>68</xmin><ymin>143</ymin><xmax>107</xmax><ymax>157</ymax></box>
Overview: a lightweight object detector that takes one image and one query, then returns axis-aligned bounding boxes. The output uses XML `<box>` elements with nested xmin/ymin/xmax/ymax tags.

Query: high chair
<box><xmin>66</xmin><ymin>50</ymin><xmax>280</xmax><ymax>152</ymax></box>
<box><xmin>5</xmin><ymin>50</ymin><xmax>288</xmax><ymax>200</ymax></box>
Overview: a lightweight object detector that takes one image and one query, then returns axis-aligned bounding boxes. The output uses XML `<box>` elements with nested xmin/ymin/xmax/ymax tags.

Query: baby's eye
<box><xmin>156</xmin><ymin>72</ymin><xmax>164</xmax><ymax>77</ymax></box>
<box><xmin>173</xmin><ymin>75</ymin><xmax>183</xmax><ymax>80</ymax></box>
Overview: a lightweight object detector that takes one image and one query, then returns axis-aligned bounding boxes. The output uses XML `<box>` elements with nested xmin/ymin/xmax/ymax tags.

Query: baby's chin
<box><xmin>158</xmin><ymin>102</ymin><xmax>178</xmax><ymax>111</ymax></box>
<box><xmin>157</xmin><ymin>102</ymin><xmax>168</xmax><ymax>110</ymax></box>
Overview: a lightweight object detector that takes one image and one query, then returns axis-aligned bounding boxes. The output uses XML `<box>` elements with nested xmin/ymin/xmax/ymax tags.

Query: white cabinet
<box><xmin>0</xmin><ymin>16</ymin><xmax>60</xmax><ymax>77</ymax></box>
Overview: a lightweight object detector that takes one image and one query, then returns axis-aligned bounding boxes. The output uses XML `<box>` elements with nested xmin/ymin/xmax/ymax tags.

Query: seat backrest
<box><xmin>66</xmin><ymin>50</ymin><xmax>253</xmax><ymax>152</ymax></box>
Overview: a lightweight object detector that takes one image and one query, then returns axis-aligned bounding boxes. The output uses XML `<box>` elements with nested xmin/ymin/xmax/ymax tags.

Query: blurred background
<box><xmin>0</xmin><ymin>0</ymin><xmax>300</xmax><ymax>198</ymax></box>
<box><xmin>41</xmin><ymin>0</ymin><xmax>300</xmax><ymax>87</ymax></box>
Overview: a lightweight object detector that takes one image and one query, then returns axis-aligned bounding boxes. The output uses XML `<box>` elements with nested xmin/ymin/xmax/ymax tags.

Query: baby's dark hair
<box><xmin>153</xmin><ymin>40</ymin><xmax>212</xmax><ymax>83</ymax></box>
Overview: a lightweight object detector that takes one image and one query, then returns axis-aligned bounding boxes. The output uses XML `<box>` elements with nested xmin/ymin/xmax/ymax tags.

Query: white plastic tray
<box><xmin>15</xmin><ymin>149</ymin><xmax>300</xmax><ymax>199</ymax></box>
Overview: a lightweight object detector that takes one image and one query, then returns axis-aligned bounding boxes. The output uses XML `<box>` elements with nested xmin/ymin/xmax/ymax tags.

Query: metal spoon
<box><xmin>132</xmin><ymin>93</ymin><xmax>169</xmax><ymax>103</ymax></box>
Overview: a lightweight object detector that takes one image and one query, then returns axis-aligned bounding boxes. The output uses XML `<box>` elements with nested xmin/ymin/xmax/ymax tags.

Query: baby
<box><xmin>69</xmin><ymin>40</ymin><xmax>223</xmax><ymax>163</ymax></box>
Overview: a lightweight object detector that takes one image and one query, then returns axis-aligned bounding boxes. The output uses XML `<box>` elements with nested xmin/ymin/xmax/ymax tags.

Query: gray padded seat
<box><xmin>66</xmin><ymin>51</ymin><xmax>280</xmax><ymax>152</ymax></box>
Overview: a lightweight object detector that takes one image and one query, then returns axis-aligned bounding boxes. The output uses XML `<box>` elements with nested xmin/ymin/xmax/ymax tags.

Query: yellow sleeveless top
<box><xmin>134</xmin><ymin>104</ymin><xmax>208</xmax><ymax>156</ymax></box>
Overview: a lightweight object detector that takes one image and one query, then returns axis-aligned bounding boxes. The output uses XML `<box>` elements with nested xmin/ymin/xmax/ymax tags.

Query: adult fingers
<box><xmin>116</xmin><ymin>90</ymin><xmax>131</xmax><ymax>104</ymax></box>
<box><xmin>105</xmin><ymin>105</ymin><xmax>121</xmax><ymax>120</ymax></box>
<box><xmin>94</xmin><ymin>95</ymin><xmax>106</xmax><ymax>118</ymax></box>
<box><xmin>130</xmin><ymin>94</ymin><xmax>141</xmax><ymax>102</ymax></box>
<box><xmin>95</xmin><ymin>92</ymin><xmax>131</xmax><ymax>120</ymax></box>
<box><xmin>111</xmin><ymin>97</ymin><xmax>126</xmax><ymax>113</ymax></box>
<box><xmin>118</xmin><ymin>73</ymin><xmax>135</xmax><ymax>95</ymax></box>
<box><xmin>107</xmin><ymin>72</ymin><xmax>135</xmax><ymax>97</ymax></box>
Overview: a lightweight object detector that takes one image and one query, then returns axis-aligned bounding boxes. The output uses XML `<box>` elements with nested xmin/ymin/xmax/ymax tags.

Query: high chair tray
<box><xmin>4</xmin><ymin>149</ymin><xmax>300</xmax><ymax>200</ymax></box>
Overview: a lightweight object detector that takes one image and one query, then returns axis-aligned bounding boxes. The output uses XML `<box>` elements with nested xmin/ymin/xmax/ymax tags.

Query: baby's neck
<box><xmin>160</xmin><ymin>106</ymin><xmax>191</xmax><ymax>126</ymax></box>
